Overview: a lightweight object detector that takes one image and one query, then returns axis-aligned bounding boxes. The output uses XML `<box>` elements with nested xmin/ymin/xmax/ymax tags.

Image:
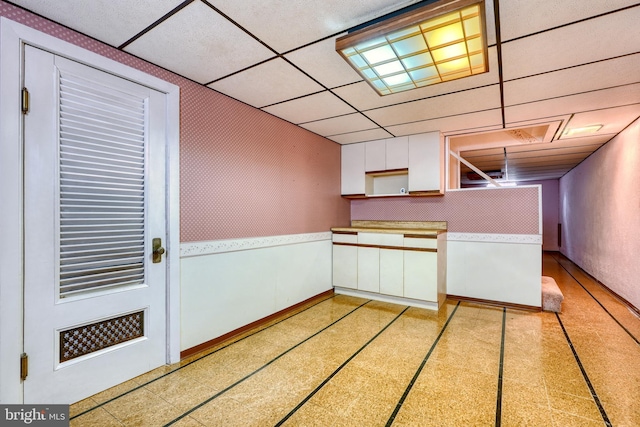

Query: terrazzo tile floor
<box><xmin>70</xmin><ymin>253</ymin><xmax>640</xmax><ymax>426</ymax></box>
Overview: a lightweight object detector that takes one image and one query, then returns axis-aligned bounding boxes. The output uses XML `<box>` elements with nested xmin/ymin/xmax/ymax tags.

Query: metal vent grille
<box><xmin>59</xmin><ymin>311</ymin><xmax>144</xmax><ymax>362</ymax></box>
<box><xmin>58</xmin><ymin>71</ymin><xmax>147</xmax><ymax>297</ymax></box>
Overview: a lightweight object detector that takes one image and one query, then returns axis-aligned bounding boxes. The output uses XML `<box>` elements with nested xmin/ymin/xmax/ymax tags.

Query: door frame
<box><xmin>0</xmin><ymin>17</ymin><xmax>181</xmax><ymax>404</ymax></box>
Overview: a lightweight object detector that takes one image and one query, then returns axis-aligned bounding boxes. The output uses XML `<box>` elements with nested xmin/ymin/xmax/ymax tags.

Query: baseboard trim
<box><xmin>180</xmin><ymin>289</ymin><xmax>335</xmax><ymax>360</ymax></box>
<box><xmin>596</xmin><ymin>281</ymin><xmax>640</xmax><ymax>318</ymax></box>
<box><xmin>447</xmin><ymin>294</ymin><xmax>541</xmax><ymax>312</ymax></box>
<box><xmin>556</xmin><ymin>253</ymin><xmax>639</xmax><ymax>317</ymax></box>
<box><xmin>334</xmin><ymin>287</ymin><xmax>440</xmax><ymax>311</ymax></box>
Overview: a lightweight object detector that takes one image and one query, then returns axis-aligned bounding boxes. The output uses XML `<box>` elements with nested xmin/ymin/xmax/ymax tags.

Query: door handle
<box><xmin>152</xmin><ymin>238</ymin><xmax>165</xmax><ymax>263</ymax></box>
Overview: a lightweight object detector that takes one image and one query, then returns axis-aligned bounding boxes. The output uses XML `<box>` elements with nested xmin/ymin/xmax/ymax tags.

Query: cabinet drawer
<box><xmin>404</xmin><ymin>236</ymin><xmax>437</xmax><ymax>250</ymax></box>
<box><xmin>333</xmin><ymin>233</ymin><xmax>358</xmax><ymax>244</ymax></box>
<box><xmin>358</xmin><ymin>232</ymin><xmax>403</xmax><ymax>247</ymax></box>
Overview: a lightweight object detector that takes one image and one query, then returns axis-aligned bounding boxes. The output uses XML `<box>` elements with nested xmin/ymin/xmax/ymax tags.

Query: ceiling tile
<box><xmin>508</xmin><ymin>153</ymin><xmax>593</xmax><ymax>164</ymax></box>
<box><xmin>389</xmin><ymin>110</ymin><xmax>503</xmax><ymax>136</ymax></box>
<box><xmin>9</xmin><ymin>0</ymin><xmax>185</xmax><ymax>46</ymax></box>
<box><xmin>333</xmin><ymin>47</ymin><xmax>500</xmax><ymax>111</ymax></box>
<box><xmin>285</xmin><ymin>36</ymin><xmax>362</xmax><ymax>89</ymax></box>
<box><xmin>507</xmin><ymin>144</ymin><xmax>605</xmax><ymax>159</ymax></box>
<box><xmin>461</xmin><ymin>148</ymin><xmax>505</xmax><ymax>158</ymax></box>
<box><xmin>483</xmin><ymin>0</ymin><xmax>497</xmax><ymax>46</ymax></box>
<box><xmin>503</xmin><ymin>54</ymin><xmax>640</xmax><ymax>106</ymax></box>
<box><xmin>209</xmin><ymin>0</ymin><xmax>421</xmax><ymax>53</ymax></box>
<box><xmin>124</xmin><ymin>1</ymin><xmax>275</xmax><ymax>84</ymax></box>
<box><xmin>328</xmin><ymin>129</ymin><xmax>394</xmax><ymax>145</ymax></box>
<box><xmin>504</xmin><ymin>83</ymin><xmax>640</xmax><ymax>124</ymax></box>
<box><xmin>507</xmin><ymin>134</ymin><xmax>610</xmax><ymax>153</ymax></box>
<box><xmin>365</xmin><ymin>85</ymin><xmax>502</xmax><ymax>127</ymax></box>
<box><xmin>208</xmin><ymin>58</ymin><xmax>325</xmax><ymax>108</ymax></box>
<box><xmin>299</xmin><ymin>113</ymin><xmax>378</xmax><ymax>137</ymax></box>
<box><xmin>262</xmin><ymin>91</ymin><xmax>355</xmax><ymax>124</ymax></box>
<box><xmin>560</xmin><ymin>105</ymin><xmax>640</xmax><ymax>139</ymax></box>
<box><xmin>499</xmin><ymin>0</ymin><xmax>639</xmax><ymax>41</ymax></box>
<box><xmin>501</xmin><ymin>7</ymin><xmax>640</xmax><ymax>80</ymax></box>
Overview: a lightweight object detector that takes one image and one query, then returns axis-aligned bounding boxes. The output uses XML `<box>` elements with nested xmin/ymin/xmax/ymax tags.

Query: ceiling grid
<box><xmin>9</xmin><ymin>0</ymin><xmax>639</xmax><ymax>182</ymax></box>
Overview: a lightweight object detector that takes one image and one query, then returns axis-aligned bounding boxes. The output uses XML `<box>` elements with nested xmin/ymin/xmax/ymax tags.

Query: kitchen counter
<box><xmin>331</xmin><ymin>220</ymin><xmax>447</xmax><ymax>310</ymax></box>
<box><xmin>331</xmin><ymin>227</ymin><xmax>444</xmax><ymax>236</ymax></box>
<box><xmin>331</xmin><ymin>220</ymin><xmax>447</xmax><ymax>236</ymax></box>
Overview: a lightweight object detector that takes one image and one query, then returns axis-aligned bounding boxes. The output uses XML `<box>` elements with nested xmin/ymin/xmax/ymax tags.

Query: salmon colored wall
<box><xmin>351</xmin><ymin>186</ymin><xmax>540</xmax><ymax>234</ymax></box>
<box><xmin>525</xmin><ymin>180</ymin><xmax>559</xmax><ymax>251</ymax></box>
<box><xmin>560</xmin><ymin>118</ymin><xmax>640</xmax><ymax>310</ymax></box>
<box><xmin>0</xmin><ymin>2</ymin><xmax>350</xmax><ymax>242</ymax></box>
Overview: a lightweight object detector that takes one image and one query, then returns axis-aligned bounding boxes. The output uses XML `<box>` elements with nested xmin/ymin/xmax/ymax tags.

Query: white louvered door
<box><xmin>23</xmin><ymin>45</ymin><xmax>168</xmax><ymax>404</ymax></box>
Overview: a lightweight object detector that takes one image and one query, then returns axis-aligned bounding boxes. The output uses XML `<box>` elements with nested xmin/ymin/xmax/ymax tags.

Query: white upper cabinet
<box><xmin>365</xmin><ymin>137</ymin><xmax>408</xmax><ymax>172</ymax></box>
<box><xmin>341</xmin><ymin>132</ymin><xmax>442</xmax><ymax>196</ymax></box>
<box><xmin>365</xmin><ymin>139</ymin><xmax>386</xmax><ymax>172</ymax></box>
<box><xmin>385</xmin><ymin>136</ymin><xmax>409</xmax><ymax>170</ymax></box>
<box><xmin>408</xmin><ymin>131</ymin><xmax>443</xmax><ymax>194</ymax></box>
<box><xmin>341</xmin><ymin>143</ymin><xmax>365</xmax><ymax>195</ymax></box>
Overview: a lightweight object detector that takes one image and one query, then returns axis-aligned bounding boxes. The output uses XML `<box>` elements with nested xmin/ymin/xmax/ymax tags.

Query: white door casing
<box><xmin>0</xmin><ymin>18</ymin><xmax>180</xmax><ymax>404</ymax></box>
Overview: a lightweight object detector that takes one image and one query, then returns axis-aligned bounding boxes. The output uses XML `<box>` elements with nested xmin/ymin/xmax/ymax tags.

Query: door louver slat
<box><xmin>58</xmin><ymin>71</ymin><xmax>147</xmax><ymax>298</ymax></box>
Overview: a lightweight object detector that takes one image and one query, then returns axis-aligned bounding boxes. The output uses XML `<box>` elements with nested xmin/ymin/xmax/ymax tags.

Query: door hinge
<box><xmin>20</xmin><ymin>353</ymin><xmax>28</xmax><ymax>381</ymax></box>
<box><xmin>21</xmin><ymin>87</ymin><xmax>30</xmax><ymax>114</ymax></box>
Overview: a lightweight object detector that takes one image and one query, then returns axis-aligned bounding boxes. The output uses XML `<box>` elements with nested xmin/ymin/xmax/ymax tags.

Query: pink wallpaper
<box><xmin>351</xmin><ymin>186</ymin><xmax>540</xmax><ymax>234</ymax></box>
<box><xmin>526</xmin><ymin>180</ymin><xmax>559</xmax><ymax>251</ymax></box>
<box><xmin>560</xmin><ymin>119</ymin><xmax>640</xmax><ymax>310</ymax></box>
<box><xmin>0</xmin><ymin>2</ymin><xmax>350</xmax><ymax>242</ymax></box>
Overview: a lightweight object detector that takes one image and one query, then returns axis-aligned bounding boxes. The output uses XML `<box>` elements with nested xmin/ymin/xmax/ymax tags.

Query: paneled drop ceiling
<box><xmin>10</xmin><ymin>0</ymin><xmax>640</xmax><ymax>183</ymax></box>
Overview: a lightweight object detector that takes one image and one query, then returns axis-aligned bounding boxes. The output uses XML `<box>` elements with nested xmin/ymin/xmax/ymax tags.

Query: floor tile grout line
<box><xmin>70</xmin><ymin>293</ymin><xmax>338</xmax><ymax>420</ymax></box>
<box><xmin>552</xmin><ymin>254</ymin><xmax>640</xmax><ymax>346</ymax></box>
<box><xmin>274</xmin><ymin>305</ymin><xmax>412</xmax><ymax>427</ymax></box>
<box><xmin>162</xmin><ymin>299</ymin><xmax>372</xmax><ymax>427</ymax></box>
<box><xmin>385</xmin><ymin>301</ymin><xmax>461</xmax><ymax>427</ymax></box>
<box><xmin>494</xmin><ymin>307</ymin><xmax>506</xmax><ymax>427</ymax></box>
<box><xmin>555</xmin><ymin>312</ymin><xmax>612</xmax><ymax>427</ymax></box>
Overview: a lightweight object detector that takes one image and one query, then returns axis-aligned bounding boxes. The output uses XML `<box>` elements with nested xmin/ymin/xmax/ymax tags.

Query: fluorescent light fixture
<box><xmin>336</xmin><ymin>0</ymin><xmax>488</xmax><ymax>96</ymax></box>
<box><xmin>563</xmin><ymin>125</ymin><xmax>603</xmax><ymax>137</ymax></box>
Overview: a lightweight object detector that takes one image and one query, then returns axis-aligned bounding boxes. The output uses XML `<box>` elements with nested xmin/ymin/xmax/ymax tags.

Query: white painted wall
<box><xmin>180</xmin><ymin>233</ymin><xmax>332</xmax><ymax>351</ymax></box>
<box><xmin>560</xmin><ymin>118</ymin><xmax>640</xmax><ymax>309</ymax></box>
<box><xmin>446</xmin><ymin>235</ymin><xmax>542</xmax><ymax>307</ymax></box>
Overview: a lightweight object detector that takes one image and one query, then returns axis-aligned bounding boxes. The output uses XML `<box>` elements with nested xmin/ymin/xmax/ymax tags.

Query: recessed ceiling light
<box><xmin>563</xmin><ymin>125</ymin><xmax>603</xmax><ymax>136</ymax></box>
<box><xmin>336</xmin><ymin>0</ymin><xmax>488</xmax><ymax>96</ymax></box>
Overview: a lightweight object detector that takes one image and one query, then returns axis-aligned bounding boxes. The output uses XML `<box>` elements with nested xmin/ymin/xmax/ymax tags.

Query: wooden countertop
<box><xmin>331</xmin><ymin>220</ymin><xmax>447</xmax><ymax>236</ymax></box>
<box><xmin>331</xmin><ymin>227</ymin><xmax>445</xmax><ymax>236</ymax></box>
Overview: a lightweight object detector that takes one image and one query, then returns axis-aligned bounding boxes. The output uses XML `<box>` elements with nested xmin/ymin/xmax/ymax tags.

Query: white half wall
<box><xmin>446</xmin><ymin>233</ymin><xmax>542</xmax><ymax>307</ymax></box>
<box><xmin>180</xmin><ymin>232</ymin><xmax>332</xmax><ymax>351</ymax></box>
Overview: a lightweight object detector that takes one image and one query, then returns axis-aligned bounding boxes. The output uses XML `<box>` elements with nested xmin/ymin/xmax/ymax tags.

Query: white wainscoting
<box><xmin>446</xmin><ymin>233</ymin><xmax>542</xmax><ymax>307</ymax></box>
<box><xmin>180</xmin><ymin>232</ymin><xmax>332</xmax><ymax>351</ymax></box>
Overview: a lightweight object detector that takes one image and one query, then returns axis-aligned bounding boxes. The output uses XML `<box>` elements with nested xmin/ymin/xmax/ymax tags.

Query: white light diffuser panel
<box><xmin>337</xmin><ymin>0</ymin><xmax>488</xmax><ymax>96</ymax></box>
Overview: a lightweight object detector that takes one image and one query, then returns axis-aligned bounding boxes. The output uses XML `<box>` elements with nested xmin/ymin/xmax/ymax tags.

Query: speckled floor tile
<box><xmin>70</xmin><ymin>407</ymin><xmax>123</xmax><ymax>427</ymax></box>
<box><xmin>102</xmin><ymin>387</ymin><xmax>185</xmax><ymax>426</ymax></box>
<box><xmin>67</xmin><ymin>254</ymin><xmax>639</xmax><ymax>427</ymax></box>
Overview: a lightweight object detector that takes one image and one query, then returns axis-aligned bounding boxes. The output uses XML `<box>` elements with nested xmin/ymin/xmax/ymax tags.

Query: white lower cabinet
<box><xmin>332</xmin><ymin>231</ymin><xmax>443</xmax><ymax>307</ymax></box>
<box><xmin>332</xmin><ymin>233</ymin><xmax>357</xmax><ymax>289</ymax></box>
<box><xmin>379</xmin><ymin>248</ymin><xmax>403</xmax><ymax>297</ymax></box>
<box><xmin>403</xmin><ymin>250</ymin><xmax>437</xmax><ymax>301</ymax></box>
<box><xmin>357</xmin><ymin>246</ymin><xmax>379</xmax><ymax>292</ymax></box>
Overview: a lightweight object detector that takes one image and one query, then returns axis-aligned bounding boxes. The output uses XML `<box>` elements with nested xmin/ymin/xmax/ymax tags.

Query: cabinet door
<box><xmin>380</xmin><ymin>248</ymin><xmax>403</xmax><ymax>296</ymax></box>
<box><xmin>386</xmin><ymin>136</ymin><xmax>408</xmax><ymax>170</ymax></box>
<box><xmin>404</xmin><ymin>250</ymin><xmax>438</xmax><ymax>301</ymax></box>
<box><xmin>341</xmin><ymin>143</ymin><xmax>365</xmax><ymax>195</ymax></box>
<box><xmin>357</xmin><ymin>246</ymin><xmax>380</xmax><ymax>292</ymax></box>
<box><xmin>333</xmin><ymin>244</ymin><xmax>358</xmax><ymax>289</ymax></box>
<box><xmin>408</xmin><ymin>132</ymin><xmax>441</xmax><ymax>193</ymax></box>
<box><xmin>365</xmin><ymin>139</ymin><xmax>386</xmax><ymax>172</ymax></box>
